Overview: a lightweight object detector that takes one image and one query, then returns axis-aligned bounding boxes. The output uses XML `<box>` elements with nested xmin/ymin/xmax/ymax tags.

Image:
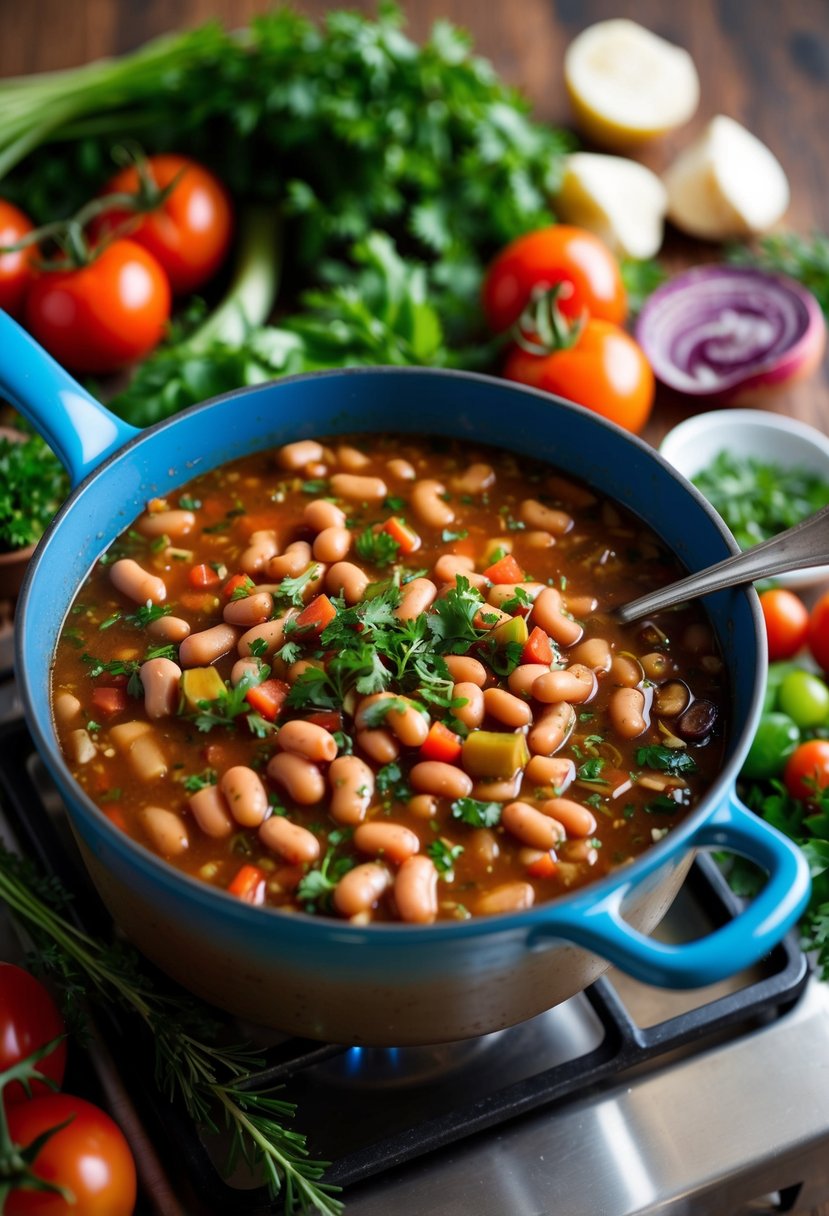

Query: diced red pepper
<box><xmin>382</xmin><ymin>516</ymin><xmax>421</xmax><ymax>555</ymax></box>
<box><xmin>294</xmin><ymin>593</ymin><xmax>337</xmax><ymax>636</ymax></box>
<box><xmin>102</xmin><ymin>805</ymin><xmax>127</xmax><ymax>832</ymax></box>
<box><xmin>419</xmin><ymin>720</ymin><xmax>463</xmax><ymax>764</ymax></box>
<box><xmin>90</xmin><ymin>686</ymin><xmax>128</xmax><ymax>716</ymax></box>
<box><xmin>526</xmin><ymin>851</ymin><xmax>558</xmax><ymax>879</ymax></box>
<box><xmin>304</xmin><ymin>710</ymin><xmax>343</xmax><ymax>733</ymax></box>
<box><xmin>188</xmin><ymin>563</ymin><xmax>222</xmax><ymax>590</ymax></box>
<box><xmin>244</xmin><ymin>678</ymin><xmax>291</xmax><ymax>722</ymax></box>
<box><xmin>222</xmin><ymin>572</ymin><xmax>254</xmax><ymax>600</ymax></box>
<box><xmin>482</xmin><ymin>552</ymin><xmax>524</xmax><ymax>584</ymax></box>
<box><xmin>522</xmin><ymin>625</ymin><xmax>554</xmax><ymax>666</ymax></box>
<box><xmin>227</xmin><ymin>863</ymin><xmax>267</xmax><ymax>904</ymax></box>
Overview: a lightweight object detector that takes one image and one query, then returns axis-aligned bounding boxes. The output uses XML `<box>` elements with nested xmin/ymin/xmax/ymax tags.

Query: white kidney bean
<box><xmin>474</xmin><ymin>882</ymin><xmax>535</xmax><ymax>916</ymax></box>
<box><xmin>386</xmin><ymin>457</ymin><xmax>416</xmax><ymax>480</ymax></box>
<box><xmin>355</xmin><ymin>693</ymin><xmax>429</xmax><ymax>747</ymax></box>
<box><xmin>222</xmin><ymin>591</ymin><xmax>274</xmax><ymax>627</ymax></box>
<box><xmin>394</xmin><ymin>855</ymin><xmax>439</xmax><ymax>924</ymax></box>
<box><xmin>109</xmin><ymin>558</ymin><xmax>166</xmax><ymax>605</ymax></box>
<box><xmin>411</xmin><ymin>479</ymin><xmax>454</xmax><ymax>527</ymax></box>
<box><xmin>451</xmin><ymin>463</ymin><xmax>495</xmax><ymax>495</ymax></box>
<box><xmin>140</xmin><ymin>656</ymin><xmax>181</xmax><ymax>719</ymax></box>
<box><xmin>410</xmin><ymin>761</ymin><xmax>473</xmax><ymax>800</ymax></box>
<box><xmin>179</xmin><ymin>623</ymin><xmax>239</xmax><ymax>667</ymax></box>
<box><xmin>641</xmin><ymin>651</ymin><xmax>674</xmax><ymax>681</ymax></box>
<box><xmin>239</xmin><ymin>529</ymin><xmax>279</xmax><ymax>575</ymax></box>
<box><xmin>220</xmin><ymin>765</ymin><xmax>269</xmax><ymax>827</ymax></box>
<box><xmin>237</xmin><ymin>612</ymin><xmax>294</xmax><ymax>659</ymax></box>
<box><xmin>139</xmin><ymin>807</ymin><xmax>188</xmax><ymax>856</ymax></box>
<box><xmin>325</xmin><ymin>561</ymin><xmax>369</xmax><ymax>604</ymax></box>
<box><xmin>468</xmin><ymin>827</ymin><xmax>500</xmax><ymax>866</ymax></box>
<box><xmin>356</xmin><ymin>728</ymin><xmax>400</xmax><ymax>764</ymax></box>
<box><xmin>278</xmin><ymin>439</ymin><xmax>324</xmax><ymax>470</ymax></box>
<box><xmin>54</xmin><ymin>691</ymin><xmax>82</xmax><ymax>724</ymax></box>
<box><xmin>525</xmin><ymin>755</ymin><xmax>576</xmax><ymax>793</ymax></box>
<box><xmin>137</xmin><ymin>509</ymin><xmax>196</xmax><ymax>539</ymax></box>
<box><xmin>524</xmin><ymin>530</ymin><xmax>555</xmax><ymax>549</ymax></box>
<box><xmin>329</xmin><ymin>755</ymin><xmax>375</xmax><ymax>825</ymax></box>
<box><xmin>67</xmin><ymin>728</ymin><xmax>96</xmax><ymax>764</ymax></box>
<box><xmin>571</xmin><ymin>637</ymin><xmax>612</xmax><ymax>672</ymax></box>
<box><xmin>188</xmin><ymin>785</ymin><xmax>233</xmax><ymax>838</ymax></box>
<box><xmin>541</xmin><ymin>797</ymin><xmax>597</xmax><ymax>838</ymax></box>
<box><xmin>267</xmin><ymin>752</ymin><xmax>326</xmax><ymax>804</ymax></box>
<box><xmin>502</xmin><ymin>801</ymin><xmax>564</xmax><ymax>851</ymax></box>
<box><xmin>487</xmin><ymin>582</ymin><xmax>546</xmax><ymax>610</ymax></box>
<box><xmin>230</xmin><ymin>658</ymin><xmax>261</xmax><ymax>686</ymax></box>
<box><xmin>528</xmin><ymin>702</ymin><xmax>576</xmax><ymax>756</ymax></box>
<box><xmin>433</xmin><ymin>553</ymin><xmax>473</xmax><ymax>580</ymax></box>
<box><xmin>267</xmin><ymin>541</ymin><xmax>312</xmax><ymax>579</ymax></box>
<box><xmin>443</xmin><ymin>655</ymin><xmax>487</xmax><ymax>686</ymax></box>
<box><xmin>407</xmin><ymin>794</ymin><xmax>438</xmax><ymax>819</ymax></box>
<box><xmin>259</xmin><ymin>815</ymin><xmax>321</xmax><ymax>865</ymax></box>
<box><xmin>128</xmin><ymin>734</ymin><xmax>167</xmax><ymax>781</ymax></box>
<box><xmin>609</xmin><ymin>687</ymin><xmax>649</xmax><ymax>739</ymax></box>
<box><xmin>395</xmin><ymin>577</ymin><xmax>437</xmax><ymax>621</ymax></box>
<box><xmin>333</xmin><ymin>862</ymin><xmax>391</xmax><ymax>918</ymax></box>
<box><xmin>508</xmin><ymin>663</ymin><xmax>551</xmax><ymax>698</ymax></box>
<box><xmin>110</xmin><ymin>721</ymin><xmax>152</xmax><ymax>750</ymax></box>
<box><xmin>610</xmin><ymin>653</ymin><xmax>644</xmax><ymax>688</ymax></box>
<box><xmin>304</xmin><ymin>499</ymin><xmax>346</xmax><ymax>531</ymax></box>
<box><xmin>277</xmin><ymin>719</ymin><xmax>338</xmax><ymax>763</ymax></box>
<box><xmin>533</xmin><ymin>664</ymin><xmax>596</xmax><ymax>705</ymax></box>
<box><xmin>147</xmin><ymin>614</ymin><xmax>191</xmax><ymax>643</ymax></box>
<box><xmin>546</xmin><ymin>473</ymin><xmax>597</xmax><ymax>508</ymax></box>
<box><xmin>531</xmin><ymin>587</ymin><xmax>583</xmax><ymax>646</ymax></box>
<box><xmin>471</xmin><ymin>775</ymin><xmax>522</xmax><ymax>802</ymax></box>
<box><xmin>336</xmin><ymin>444</ymin><xmax>370</xmax><ymax>470</ymax></box>
<box><xmin>565</xmin><ymin>594</ymin><xmax>599</xmax><ymax>619</ymax></box>
<box><xmin>354</xmin><ymin>822</ymin><xmax>420</xmax><ymax>865</ymax></box>
<box><xmin>483</xmin><ymin>687</ymin><xmax>533</xmax><ymax>727</ymax></box>
<box><xmin>286</xmin><ymin>658</ymin><xmax>323</xmax><ymax>683</ymax></box>
<box><xmin>313</xmin><ymin>526</ymin><xmax>352</xmax><ymax>563</ymax></box>
<box><xmin>519</xmin><ymin>499</ymin><xmax>572</xmax><ymax>535</ymax></box>
<box><xmin>452</xmin><ymin>682</ymin><xmax>485</xmax><ymax>730</ymax></box>
<box><xmin>329</xmin><ymin>473</ymin><xmax>387</xmax><ymax>502</ymax></box>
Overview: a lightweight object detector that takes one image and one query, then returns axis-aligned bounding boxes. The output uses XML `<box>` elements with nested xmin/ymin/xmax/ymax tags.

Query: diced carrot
<box><xmin>522</xmin><ymin>625</ymin><xmax>554</xmax><ymax>666</ymax></box>
<box><xmin>526</xmin><ymin>851</ymin><xmax>558</xmax><ymax>879</ymax></box>
<box><xmin>179</xmin><ymin>591</ymin><xmax>219</xmax><ymax>614</ymax></box>
<box><xmin>222</xmin><ymin>572</ymin><xmax>254</xmax><ymax>600</ymax></box>
<box><xmin>382</xmin><ymin>516</ymin><xmax>421</xmax><ymax>555</ymax></box>
<box><xmin>420</xmin><ymin>720</ymin><xmax>463</xmax><ymax>764</ymax></box>
<box><xmin>238</xmin><ymin>512</ymin><xmax>278</xmax><ymax>538</ymax></box>
<box><xmin>304</xmin><ymin>710</ymin><xmax>343</xmax><ymax>733</ymax></box>
<box><xmin>483</xmin><ymin>552</ymin><xmax>525</xmax><ymax>584</ymax></box>
<box><xmin>102</xmin><ymin>805</ymin><xmax>128</xmax><ymax>832</ymax></box>
<box><xmin>91</xmin><ymin>686</ymin><xmax>128</xmax><ymax>716</ymax></box>
<box><xmin>295</xmin><ymin>593</ymin><xmax>337</xmax><ymax>636</ymax></box>
<box><xmin>245</xmin><ymin>678</ymin><xmax>291</xmax><ymax>722</ymax></box>
<box><xmin>189</xmin><ymin>563</ymin><xmax>222</xmax><ymax>590</ymax></box>
<box><xmin>227</xmin><ymin>863</ymin><xmax>267</xmax><ymax>905</ymax></box>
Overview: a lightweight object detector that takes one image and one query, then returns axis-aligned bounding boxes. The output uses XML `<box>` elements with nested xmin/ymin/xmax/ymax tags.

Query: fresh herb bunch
<box><xmin>692</xmin><ymin>450</ymin><xmax>829</xmax><ymax>549</ymax></box>
<box><xmin>0</xmin><ymin>429</ymin><xmax>68</xmax><ymax>552</ymax></box>
<box><xmin>728</xmin><ymin>231</ymin><xmax>829</xmax><ymax>317</ymax></box>
<box><xmin>0</xmin><ymin>846</ymin><xmax>343</xmax><ymax>1215</ymax></box>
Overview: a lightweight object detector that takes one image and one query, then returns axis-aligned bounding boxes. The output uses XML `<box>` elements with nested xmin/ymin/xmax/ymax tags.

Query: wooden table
<box><xmin>3</xmin><ymin>4</ymin><xmax>829</xmax><ymax>1215</ymax></box>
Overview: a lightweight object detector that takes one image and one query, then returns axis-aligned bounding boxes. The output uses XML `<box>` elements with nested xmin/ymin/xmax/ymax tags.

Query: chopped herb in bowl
<box><xmin>0</xmin><ymin>428</ymin><xmax>69</xmax><ymax>552</ymax></box>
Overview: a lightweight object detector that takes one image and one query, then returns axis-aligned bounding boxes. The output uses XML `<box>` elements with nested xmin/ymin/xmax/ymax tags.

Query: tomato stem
<box><xmin>513</xmin><ymin>282</ymin><xmax>585</xmax><ymax>356</ymax></box>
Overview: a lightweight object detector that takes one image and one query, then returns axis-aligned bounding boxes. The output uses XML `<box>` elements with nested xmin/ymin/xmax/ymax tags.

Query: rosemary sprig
<box><xmin>0</xmin><ymin>846</ymin><xmax>343</xmax><ymax>1216</ymax></box>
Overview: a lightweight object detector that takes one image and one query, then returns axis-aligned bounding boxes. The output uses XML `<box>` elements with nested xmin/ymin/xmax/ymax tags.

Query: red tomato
<box><xmin>783</xmin><ymin>739</ymin><xmax>829</xmax><ymax>803</ymax></box>
<box><xmin>0</xmin><ymin>963</ymin><xmax>67</xmax><ymax>1106</ymax></box>
<box><xmin>0</xmin><ymin>199</ymin><xmax>36</xmax><ymax>318</ymax></box>
<box><xmin>95</xmin><ymin>154</ymin><xmax>233</xmax><ymax>294</ymax></box>
<box><xmin>5</xmin><ymin>1093</ymin><xmax>136</xmax><ymax>1216</ymax></box>
<box><xmin>808</xmin><ymin>589</ymin><xmax>829</xmax><ymax>674</ymax></box>
<box><xmin>24</xmin><ymin>238</ymin><xmax>171</xmax><ymax>375</ymax></box>
<box><xmin>503</xmin><ymin>318</ymin><xmax>654</xmax><ymax>434</ymax></box>
<box><xmin>760</xmin><ymin>588</ymin><xmax>810</xmax><ymax>662</ymax></box>
<box><xmin>482</xmin><ymin>225</ymin><xmax>627</xmax><ymax>333</ymax></box>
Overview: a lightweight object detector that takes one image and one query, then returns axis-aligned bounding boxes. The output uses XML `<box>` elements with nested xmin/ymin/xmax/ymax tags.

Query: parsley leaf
<box><xmin>355</xmin><ymin>528</ymin><xmax>400</xmax><ymax>567</ymax></box>
<box><xmin>450</xmin><ymin>798</ymin><xmax>502</xmax><ymax>828</ymax></box>
<box><xmin>635</xmin><ymin>746</ymin><xmax>698</xmax><ymax>776</ymax></box>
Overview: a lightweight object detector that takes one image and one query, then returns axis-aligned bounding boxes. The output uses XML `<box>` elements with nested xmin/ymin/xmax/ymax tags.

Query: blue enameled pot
<box><xmin>0</xmin><ymin>311</ymin><xmax>810</xmax><ymax>1045</ymax></box>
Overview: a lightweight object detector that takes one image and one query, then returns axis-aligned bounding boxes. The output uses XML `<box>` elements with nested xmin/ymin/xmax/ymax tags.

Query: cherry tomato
<box><xmin>759</xmin><ymin>588</ymin><xmax>810</xmax><ymax>661</ymax></box>
<box><xmin>95</xmin><ymin>154</ymin><xmax>233</xmax><ymax>295</ymax></box>
<box><xmin>5</xmin><ymin>1093</ymin><xmax>137</xmax><ymax>1216</ymax></box>
<box><xmin>0</xmin><ymin>199</ymin><xmax>36</xmax><ymax>318</ymax></box>
<box><xmin>502</xmin><ymin>318</ymin><xmax>654</xmax><ymax>434</ymax></box>
<box><xmin>741</xmin><ymin>711</ymin><xmax>800</xmax><ymax>780</ymax></box>
<box><xmin>24</xmin><ymin>239</ymin><xmax>171</xmax><ymax>375</ymax></box>
<box><xmin>778</xmin><ymin>668</ymin><xmax>829</xmax><ymax>729</ymax></box>
<box><xmin>809</xmin><ymin>589</ymin><xmax>829</xmax><ymax>674</ymax></box>
<box><xmin>0</xmin><ymin>963</ymin><xmax>67</xmax><ymax>1106</ymax></box>
<box><xmin>482</xmin><ymin>225</ymin><xmax>627</xmax><ymax>333</ymax></box>
<box><xmin>783</xmin><ymin>738</ymin><xmax>829</xmax><ymax>803</ymax></box>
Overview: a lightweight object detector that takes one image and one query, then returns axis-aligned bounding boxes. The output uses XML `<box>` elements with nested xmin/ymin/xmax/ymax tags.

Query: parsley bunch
<box><xmin>0</xmin><ymin>430</ymin><xmax>69</xmax><ymax>552</ymax></box>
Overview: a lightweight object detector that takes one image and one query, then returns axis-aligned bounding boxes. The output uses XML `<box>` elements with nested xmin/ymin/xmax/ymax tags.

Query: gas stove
<box><xmin>1</xmin><ymin>652</ymin><xmax>828</xmax><ymax>1216</ymax></box>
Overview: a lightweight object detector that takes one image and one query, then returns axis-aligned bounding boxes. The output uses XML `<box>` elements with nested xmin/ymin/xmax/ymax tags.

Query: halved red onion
<box><xmin>635</xmin><ymin>265</ymin><xmax>825</xmax><ymax>399</ymax></box>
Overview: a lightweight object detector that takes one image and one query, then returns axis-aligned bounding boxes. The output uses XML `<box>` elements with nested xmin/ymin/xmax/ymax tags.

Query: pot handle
<box><xmin>0</xmin><ymin>311</ymin><xmax>140</xmax><ymax>488</ymax></box>
<box><xmin>528</xmin><ymin>791</ymin><xmax>811</xmax><ymax>988</ymax></box>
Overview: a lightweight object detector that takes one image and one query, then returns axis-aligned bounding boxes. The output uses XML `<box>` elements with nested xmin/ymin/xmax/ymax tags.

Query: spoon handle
<box><xmin>616</xmin><ymin>504</ymin><xmax>829</xmax><ymax>624</ymax></box>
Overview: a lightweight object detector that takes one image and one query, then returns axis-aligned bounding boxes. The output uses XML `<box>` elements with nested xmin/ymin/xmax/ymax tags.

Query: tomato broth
<box><xmin>51</xmin><ymin>434</ymin><xmax>727</xmax><ymax>924</ymax></box>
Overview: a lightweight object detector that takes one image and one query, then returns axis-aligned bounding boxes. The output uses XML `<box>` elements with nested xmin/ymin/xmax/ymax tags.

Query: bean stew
<box><xmin>51</xmin><ymin>434</ymin><xmax>727</xmax><ymax>924</ymax></box>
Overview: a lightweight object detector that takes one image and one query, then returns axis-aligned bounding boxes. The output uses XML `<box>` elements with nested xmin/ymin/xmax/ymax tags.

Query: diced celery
<box><xmin>489</xmin><ymin>615</ymin><xmax>528</xmax><ymax>647</ymax></box>
<box><xmin>462</xmin><ymin>730</ymin><xmax>530</xmax><ymax>779</ymax></box>
<box><xmin>179</xmin><ymin>667</ymin><xmax>227</xmax><ymax>712</ymax></box>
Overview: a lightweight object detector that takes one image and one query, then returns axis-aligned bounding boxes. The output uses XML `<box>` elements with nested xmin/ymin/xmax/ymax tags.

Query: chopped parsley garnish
<box><xmin>181</xmin><ymin>769</ymin><xmax>218</xmax><ymax>792</ymax></box>
<box><xmin>296</xmin><ymin>829</ymin><xmax>355</xmax><ymax>911</ymax></box>
<box><xmin>427</xmin><ymin>838</ymin><xmax>464</xmax><ymax>878</ymax></box>
<box><xmin>635</xmin><ymin>746</ymin><xmax>698</xmax><ymax>776</ymax></box>
<box><xmin>450</xmin><ymin>798</ymin><xmax>502</xmax><ymax>828</ymax></box>
<box><xmin>354</xmin><ymin>527</ymin><xmax>400</xmax><ymax>567</ymax></box>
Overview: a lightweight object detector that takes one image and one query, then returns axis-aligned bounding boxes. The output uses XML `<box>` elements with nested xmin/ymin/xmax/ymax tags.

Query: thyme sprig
<box><xmin>0</xmin><ymin>847</ymin><xmax>343</xmax><ymax>1216</ymax></box>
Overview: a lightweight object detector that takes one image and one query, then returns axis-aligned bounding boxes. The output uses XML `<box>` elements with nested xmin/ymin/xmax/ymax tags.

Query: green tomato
<box><xmin>741</xmin><ymin>712</ymin><xmax>801</xmax><ymax>780</ymax></box>
<box><xmin>778</xmin><ymin>669</ymin><xmax>829</xmax><ymax>729</ymax></box>
<box><xmin>763</xmin><ymin>661</ymin><xmax>802</xmax><ymax>713</ymax></box>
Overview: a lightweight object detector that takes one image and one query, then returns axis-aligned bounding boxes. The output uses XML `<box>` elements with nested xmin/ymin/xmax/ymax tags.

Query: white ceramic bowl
<box><xmin>659</xmin><ymin>408</ymin><xmax>829</xmax><ymax>589</ymax></box>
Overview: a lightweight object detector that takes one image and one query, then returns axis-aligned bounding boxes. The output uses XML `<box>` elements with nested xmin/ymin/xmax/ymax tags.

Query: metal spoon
<box><xmin>616</xmin><ymin>504</ymin><xmax>829</xmax><ymax>625</ymax></box>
